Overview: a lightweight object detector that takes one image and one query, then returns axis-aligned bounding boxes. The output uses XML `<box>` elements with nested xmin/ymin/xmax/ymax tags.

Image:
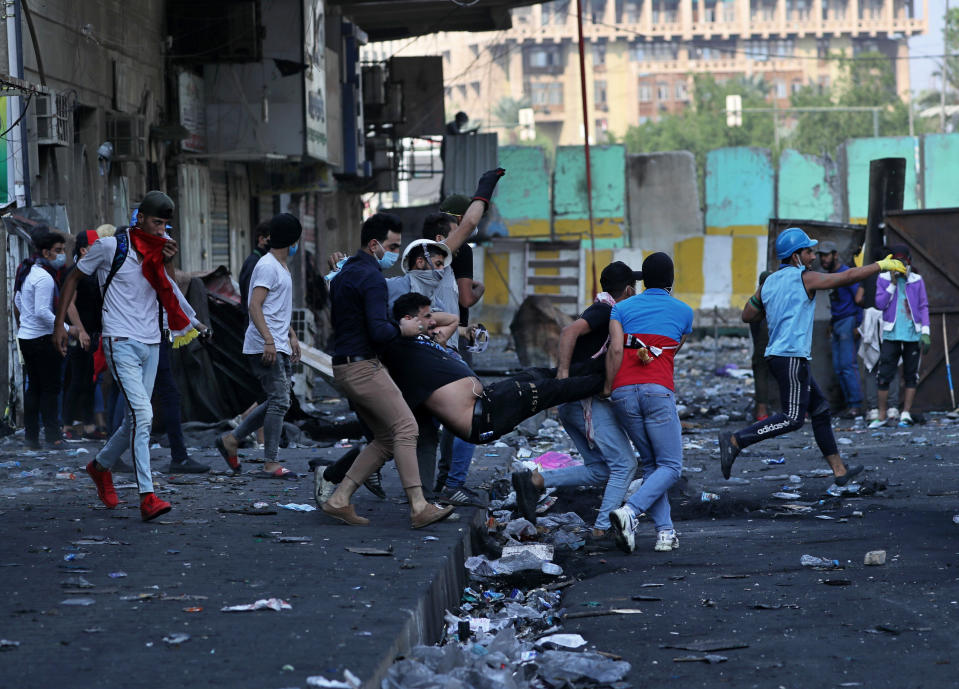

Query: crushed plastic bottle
<box><xmin>800</xmin><ymin>554</ymin><xmax>842</xmax><ymax>570</ymax></box>
<box><xmin>700</xmin><ymin>491</ymin><xmax>720</xmax><ymax>502</ymax></box>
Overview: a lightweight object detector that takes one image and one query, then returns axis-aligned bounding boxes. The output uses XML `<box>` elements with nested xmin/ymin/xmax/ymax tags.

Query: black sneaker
<box><xmin>363</xmin><ymin>470</ymin><xmax>386</xmax><ymax>500</ymax></box>
<box><xmin>438</xmin><ymin>484</ymin><xmax>486</xmax><ymax>507</ymax></box>
<box><xmin>166</xmin><ymin>457</ymin><xmax>210</xmax><ymax>474</ymax></box>
<box><xmin>719</xmin><ymin>431</ymin><xmax>741</xmax><ymax>479</ymax></box>
<box><xmin>511</xmin><ymin>470</ymin><xmax>541</xmax><ymax>522</ymax></box>
<box><xmin>834</xmin><ymin>464</ymin><xmax>863</xmax><ymax>487</ymax></box>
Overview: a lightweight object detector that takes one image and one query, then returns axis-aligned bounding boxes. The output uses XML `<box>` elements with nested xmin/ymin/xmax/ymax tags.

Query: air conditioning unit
<box><xmin>106</xmin><ymin>113</ymin><xmax>147</xmax><ymax>160</ymax></box>
<box><xmin>35</xmin><ymin>91</ymin><xmax>71</xmax><ymax>146</ymax></box>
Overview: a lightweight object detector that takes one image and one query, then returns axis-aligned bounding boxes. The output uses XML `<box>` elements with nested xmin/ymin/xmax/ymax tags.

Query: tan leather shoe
<box><xmin>321</xmin><ymin>502</ymin><xmax>370</xmax><ymax>526</ymax></box>
<box><xmin>410</xmin><ymin>503</ymin><xmax>454</xmax><ymax>529</ymax></box>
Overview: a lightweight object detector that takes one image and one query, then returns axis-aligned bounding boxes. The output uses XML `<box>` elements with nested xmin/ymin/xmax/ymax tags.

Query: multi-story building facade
<box><xmin>380</xmin><ymin>0</ymin><xmax>927</xmax><ymax>146</ymax></box>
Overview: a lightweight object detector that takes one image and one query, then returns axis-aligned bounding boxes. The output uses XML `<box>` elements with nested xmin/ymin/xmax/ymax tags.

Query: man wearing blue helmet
<box><xmin>719</xmin><ymin>227</ymin><xmax>907</xmax><ymax>487</ymax></box>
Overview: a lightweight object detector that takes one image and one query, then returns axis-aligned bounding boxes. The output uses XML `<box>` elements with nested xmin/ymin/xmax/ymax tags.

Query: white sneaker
<box><xmin>887</xmin><ymin>407</ymin><xmax>899</xmax><ymax>420</ymax></box>
<box><xmin>655</xmin><ymin>529</ymin><xmax>679</xmax><ymax>552</ymax></box>
<box><xmin>866</xmin><ymin>409</ymin><xmax>879</xmax><ymax>421</ymax></box>
<box><xmin>609</xmin><ymin>506</ymin><xmax>637</xmax><ymax>554</ymax></box>
<box><xmin>868</xmin><ymin>418</ymin><xmax>887</xmax><ymax>429</ymax></box>
<box><xmin>898</xmin><ymin>411</ymin><xmax>914</xmax><ymax>427</ymax></box>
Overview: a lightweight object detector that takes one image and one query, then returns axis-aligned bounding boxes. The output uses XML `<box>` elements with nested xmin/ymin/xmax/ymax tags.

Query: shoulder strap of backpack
<box><xmin>101</xmin><ymin>228</ymin><xmax>130</xmax><ymax>298</ymax></box>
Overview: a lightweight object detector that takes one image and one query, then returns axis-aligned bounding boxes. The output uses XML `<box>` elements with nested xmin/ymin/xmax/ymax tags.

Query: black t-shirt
<box><xmin>380</xmin><ymin>336</ymin><xmax>474</xmax><ymax>409</ymax></box>
<box><xmin>66</xmin><ymin>265</ymin><xmax>102</xmax><ymax>334</ymax></box>
<box><xmin>238</xmin><ymin>249</ymin><xmax>264</xmax><ymax>313</ymax></box>
<box><xmin>451</xmin><ymin>243</ymin><xmax>473</xmax><ymax>326</ymax></box>
<box><xmin>570</xmin><ymin>302</ymin><xmax>612</xmax><ymax>364</ymax></box>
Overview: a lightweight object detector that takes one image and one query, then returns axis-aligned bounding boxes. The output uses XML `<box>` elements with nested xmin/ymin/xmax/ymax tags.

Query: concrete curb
<box><xmin>360</xmin><ymin>506</ymin><xmax>485</xmax><ymax>689</ymax></box>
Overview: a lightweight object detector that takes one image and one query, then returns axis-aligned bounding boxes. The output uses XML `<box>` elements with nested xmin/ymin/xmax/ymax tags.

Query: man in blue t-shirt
<box><xmin>817</xmin><ymin>241</ymin><xmax>863</xmax><ymax>417</ymax></box>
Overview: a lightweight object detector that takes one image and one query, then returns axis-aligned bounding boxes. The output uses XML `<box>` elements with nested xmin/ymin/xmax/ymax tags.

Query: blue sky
<box><xmin>909</xmin><ymin>0</ymin><xmax>948</xmax><ymax>94</ymax></box>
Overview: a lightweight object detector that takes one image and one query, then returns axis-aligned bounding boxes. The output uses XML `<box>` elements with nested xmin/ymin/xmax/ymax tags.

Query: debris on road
<box><xmin>864</xmin><ymin>550</ymin><xmax>887</xmax><ymax>566</ymax></box>
<box><xmin>800</xmin><ymin>554</ymin><xmax>842</xmax><ymax>570</ymax></box>
<box><xmin>220</xmin><ymin>598</ymin><xmax>291</xmax><ymax>612</ymax></box>
<box><xmin>161</xmin><ymin>633</ymin><xmax>191</xmax><ymax>646</ymax></box>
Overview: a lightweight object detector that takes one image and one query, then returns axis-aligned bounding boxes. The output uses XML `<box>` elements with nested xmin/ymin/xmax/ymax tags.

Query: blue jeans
<box><xmin>445</xmin><ymin>437</ymin><xmax>476</xmax><ymax>488</ymax></box>
<box><xmin>545</xmin><ymin>398</ymin><xmax>637</xmax><ymax>531</ymax></box>
<box><xmin>831</xmin><ymin>315</ymin><xmax>863</xmax><ymax>407</ymax></box>
<box><xmin>232</xmin><ymin>353</ymin><xmax>292</xmax><ymax>463</ymax></box>
<box><xmin>610</xmin><ymin>384</ymin><xmax>683</xmax><ymax>532</ymax></box>
<box><xmin>97</xmin><ymin>338</ymin><xmax>160</xmax><ymax>494</ymax></box>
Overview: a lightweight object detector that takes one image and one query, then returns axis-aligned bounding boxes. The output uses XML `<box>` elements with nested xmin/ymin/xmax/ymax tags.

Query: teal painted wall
<box><xmin>552</xmin><ymin>145</ymin><xmax>626</xmax><ymax>219</ymax></box>
<box><xmin>923</xmin><ymin>134</ymin><xmax>959</xmax><ymax>210</ymax></box>
<box><xmin>844</xmin><ymin>136</ymin><xmax>919</xmax><ymax>220</ymax></box>
<box><xmin>705</xmin><ymin>147</ymin><xmax>774</xmax><ymax>231</ymax></box>
<box><xmin>777</xmin><ymin>149</ymin><xmax>841</xmax><ymax>222</ymax></box>
<box><xmin>495</xmin><ymin>146</ymin><xmax>551</xmax><ymax>222</ymax></box>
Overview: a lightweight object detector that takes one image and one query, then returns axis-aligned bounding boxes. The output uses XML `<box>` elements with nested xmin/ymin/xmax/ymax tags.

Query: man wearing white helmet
<box><xmin>719</xmin><ymin>227</ymin><xmax>907</xmax><ymax>486</ymax></box>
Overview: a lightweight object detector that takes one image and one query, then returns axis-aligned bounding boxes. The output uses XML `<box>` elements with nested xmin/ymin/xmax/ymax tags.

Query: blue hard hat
<box><xmin>775</xmin><ymin>227</ymin><xmax>818</xmax><ymax>260</ymax></box>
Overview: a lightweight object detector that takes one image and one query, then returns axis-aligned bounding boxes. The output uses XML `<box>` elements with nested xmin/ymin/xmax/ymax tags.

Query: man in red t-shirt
<box><xmin>603</xmin><ymin>253</ymin><xmax>693</xmax><ymax>555</ymax></box>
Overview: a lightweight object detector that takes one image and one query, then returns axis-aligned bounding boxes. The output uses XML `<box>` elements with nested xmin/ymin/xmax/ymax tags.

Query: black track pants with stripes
<box><xmin>734</xmin><ymin>356</ymin><xmax>838</xmax><ymax>458</ymax></box>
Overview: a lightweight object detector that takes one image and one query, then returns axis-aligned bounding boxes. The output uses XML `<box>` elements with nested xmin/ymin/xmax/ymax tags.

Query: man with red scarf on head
<box><xmin>54</xmin><ymin>191</ymin><xmax>207</xmax><ymax>521</ymax></box>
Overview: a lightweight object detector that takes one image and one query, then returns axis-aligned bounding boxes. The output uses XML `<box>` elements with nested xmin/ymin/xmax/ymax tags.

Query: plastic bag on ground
<box><xmin>503</xmin><ymin>518</ymin><xmax>537</xmax><ymax>540</ymax></box>
<box><xmin>536</xmin><ymin>650</ymin><xmax>631</xmax><ymax>685</ymax></box>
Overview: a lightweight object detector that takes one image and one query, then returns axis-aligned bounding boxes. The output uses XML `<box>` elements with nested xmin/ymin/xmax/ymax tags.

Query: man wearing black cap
<box><xmin>511</xmin><ymin>261</ymin><xmax>640</xmax><ymax>540</ymax></box>
<box><xmin>217</xmin><ymin>213</ymin><xmax>302</xmax><ymax>479</ymax></box>
<box><xmin>604</xmin><ymin>253</ymin><xmax>693</xmax><ymax>555</ymax></box>
<box><xmin>816</xmin><ymin>240</ymin><xmax>864</xmax><ymax>417</ymax></box>
<box><xmin>54</xmin><ymin>190</ymin><xmax>205</xmax><ymax>521</ymax></box>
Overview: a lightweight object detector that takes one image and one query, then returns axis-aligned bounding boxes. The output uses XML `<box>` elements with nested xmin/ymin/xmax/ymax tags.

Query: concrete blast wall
<box><xmin>625</xmin><ymin>151</ymin><xmax>703</xmax><ymax>253</ymax></box>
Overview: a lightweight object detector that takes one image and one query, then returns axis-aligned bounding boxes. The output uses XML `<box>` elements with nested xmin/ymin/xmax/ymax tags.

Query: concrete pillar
<box><xmin>777</xmin><ymin>0</ymin><xmax>786</xmax><ymax>30</ymax></box>
<box><xmin>850</xmin><ymin>0</ymin><xmax>859</xmax><ymax>33</ymax></box>
<box><xmin>812</xmin><ymin>0</ymin><xmax>823</xmax><ymax>34</ymax></box>
<box><xmin>643</xmin><ymin>0</ymin><xmax>653</xmax><ymax>31</ymax></box>
<box><xmin>737</xmin><ymin>0</ymin><xmax>751</xmax><ymax>34</ymax></box>
<box><xmin>681</xmin><ymin>0</ymin><xmax>693</xmax><ymax>37</ymax></box>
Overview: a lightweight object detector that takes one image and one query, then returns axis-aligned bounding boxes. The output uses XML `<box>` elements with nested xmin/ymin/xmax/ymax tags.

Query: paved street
<box><xmin>2</xmin><ymin>404</ymin><xmax>958</xmax><ymax>689</ymax></box>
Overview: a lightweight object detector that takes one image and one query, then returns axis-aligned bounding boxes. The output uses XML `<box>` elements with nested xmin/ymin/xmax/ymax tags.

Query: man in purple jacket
<box><xmin>870</xmin><ymin>245</ymin><xmax>930</xmax><ymax>428</ymax></box>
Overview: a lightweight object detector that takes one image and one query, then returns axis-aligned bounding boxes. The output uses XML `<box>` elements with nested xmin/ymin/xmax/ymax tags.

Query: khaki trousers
<box><xmin>333</xmin><ymin>359</ymin><xmax>421</xmax><ymax>489</ymax></box>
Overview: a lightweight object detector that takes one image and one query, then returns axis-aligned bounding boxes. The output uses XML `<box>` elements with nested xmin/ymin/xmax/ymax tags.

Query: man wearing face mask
<box><xmin>14</xmin><ymin>231</ymin><xmax>69</xmax><ymax>448</ymax></box>
<box><xmin>217</xmin><ymin>213</ymin><xmax>302</xmax><ymax>479</ymax></box>
<box><xmin>722</xmin><ymin>228</ymin><xmax>907</xmax><ymax>486</ymax></box>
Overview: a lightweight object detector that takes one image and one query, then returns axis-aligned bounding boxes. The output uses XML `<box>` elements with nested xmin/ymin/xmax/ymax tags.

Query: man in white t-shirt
<box><xmin>54</xmin><ymin>191</ymin><xmax>205</xmax><ymax>522</ymax></box>
<box><xmin>216</xmin><ymin>213</ymin><xmax>301</xmax><ymax>479</ymax></box>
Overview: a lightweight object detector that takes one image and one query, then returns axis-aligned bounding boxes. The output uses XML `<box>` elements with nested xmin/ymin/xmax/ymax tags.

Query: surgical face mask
<box><xmin>50</xmin><ymin>253</ymin><xmax>66</xmax><ymax>269</ymax></box>
<box><xmin>376</xmin><ymin>241</ymin><xmax>398</xmax><ymax>269</ymax></box>
<box><xmin>288</xmin><ymin>243</ymin><xmax>298</xmax><ymax>258</ymax></box>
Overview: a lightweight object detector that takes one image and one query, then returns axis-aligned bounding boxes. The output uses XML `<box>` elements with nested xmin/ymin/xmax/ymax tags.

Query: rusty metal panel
<box><xmin>884</xmin><ymin>208</ymin><xmax>959</xmax><ymax>412</ymax></box>
<box><xmin>442</xmin><ymin>133</ymin><xmax>498</xmax><ymax>198</ymax></box>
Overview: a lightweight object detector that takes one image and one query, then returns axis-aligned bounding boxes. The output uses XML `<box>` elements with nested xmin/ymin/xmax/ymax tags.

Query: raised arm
<box><xmin>803</xmin><ymin>255</ymin><xmax>905</xmax><ymax>295</ymax></box>
<box><xmin>442</xmin><ymin>168</ymin><xmax>505</xmax><ymax>254</ymax></box>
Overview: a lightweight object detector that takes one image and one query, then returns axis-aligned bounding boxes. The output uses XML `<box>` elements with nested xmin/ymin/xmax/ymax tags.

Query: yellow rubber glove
<box><xmin>876</xmin><ymin>254</ymin><xmax>907</xmax><ymax>275</ymax></box>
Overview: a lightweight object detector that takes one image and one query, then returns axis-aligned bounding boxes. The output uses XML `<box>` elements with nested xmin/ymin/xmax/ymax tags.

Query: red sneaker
<box><xmin>140</xmin><ymin>493</ymin><xmax>172</xmax><ymax>522</ymax></box>
<box><xmin>86</xmin><ymin>461</ymin><xmax>118</xmax><ymax>509</ymax></box>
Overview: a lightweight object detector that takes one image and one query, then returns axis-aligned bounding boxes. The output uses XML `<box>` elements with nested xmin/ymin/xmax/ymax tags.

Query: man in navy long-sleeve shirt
<box><xmin>817</xmin><ymin>241</ymin><xmax>864</xmax><ymax>417</ymax></box>
<box><xmin>323</xmin><ymin>213</ymin><xmax>454</xmax><ymax>529</ymax></box>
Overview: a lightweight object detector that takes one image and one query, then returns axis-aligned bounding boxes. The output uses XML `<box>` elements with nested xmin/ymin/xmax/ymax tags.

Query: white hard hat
<box><xmin>400</xmin><ymin>239</ymin><xmax>453</xmax><ymax>274</ymax></box>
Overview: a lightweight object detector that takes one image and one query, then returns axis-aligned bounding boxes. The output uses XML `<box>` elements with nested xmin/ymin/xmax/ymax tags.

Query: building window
<box><xmin>639</xmin><ymin>83</ymin><xmax>652</xmax><ymax>102</ymax></box>
<box><xmin>620</xmin><ymin>0</ymin><xmax>641</xmax><ymax>22</ymax></box>
<box><xmin>525</xmin><ymin>45</ymin><xmax>563</xmax><ymax>70</ymax></box>
<box><xmin>743</xmin><ymin>39</ymin><xmax>770</xmax><ymax>61</ymax></box>
<box><xmin>530</xmin><ymin>81</ymin><xmax>564</xmax><ymax>107</ymax></box>
<box><xmin>589</xmin><ymin>0</ymin><xmax>606</xmax><ymax>22</ymax></box>
<box><xmin>657</xmin><ymin>82</ymin><xmax>670</xmax><ymax>101</ymax></box>
<box><xmin>791</xmin><ymin>79</ymin><xmax>803</xmax><ymax>94</ymax></box>
<box><xmin>675</xmin><ymin>81</ymin><xmax>688</xmax><ymax>101</ymax></box>
<box><xmin>471</xmin><ymin>81</ymin><xmax>481</xmax><ymax>98</ymax></box>
<box><xmin>593</xmin><ymin>41</ymin><xmax>606</xmax><ymax>66</ymax></box>
<box><xmin>542</xmin><ymin>0</ymin><xmax>571</xmax><ymax>26</ymax></box>
<box><xmin>594</xmin><ymin>79</ymin><xmax>608</xmax><ymax>107</ymax></box>
<box><xmin>774</xmin><ymin>80</ymin><xmax>787</xmax><ymax>99</ymax></box>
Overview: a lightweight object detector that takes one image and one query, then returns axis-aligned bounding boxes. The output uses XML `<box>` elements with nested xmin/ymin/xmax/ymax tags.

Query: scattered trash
<box><xmin>276</xmin><ymin>536</ymin><xmax>312</xmax><ymax>543</ymax></box>
<box><xmin>536</xmin><ymin>633</ymin><xmax>587</xmax><ymax>649</ymax></box>
<box><xmin>663</xmin><ymin>640</ymin><xmax>749</xmax><ymax>652</ymax></box>
<box><xmin>772</xmin><ymin>492</ymin><xmax>802</xmax><ymax>500</ymax></box>
<box><xmin>61</xmin><ymin>576</ymin><xmax>95</xmax><ymax>588</ymax></box>
<box><xmin>60</xmin><ymin>598</ymin><xmax>96</xmax><ymax>606</ymax></box>
<box><xmin>700</xmin><ymin>491</ymin><xmax>720</xmax><ymax>503</ymax></box>
<box><xmin>821</xmin><ymin>579</ymin><xmax>852</xmax><ymax>586</ymax></box>
<box><xmin>674</xmin><ymin>654</ymin><xmax>728</xmax><ymax>664</ymax></box>
<box><xmin>0</xmin><ymin>639</ymin><xmax>21</xmax><ymax>650</ymax></box>
<box><xmin>864</xmin><ymin>550</ymin><xmax>887</xmax><ymax>566</ymax></box>
<box><xmin>162</xmin><ymin>633</ymin><xmax>190</xmax><ymax>646</ymax></box>
<box><xmin>306</xmin><ymin>669</ymin><xmax>361</xmax><ymax>689</ymax></box>
<box><xmin>183</xmin><ymin>607</ymin><xmax>203</xmax><ymax>613</ymax></box>
<box><xmin>221</xmin><ymin>598</ymin><xmax>291</xmax><ymax>612</ymax></box>
<box><xmin>0</xmin><ymin>460</ymin><xmax>21</xmax><ymax>468</ymax></box>
<box><xmin>55</xmin><ymin>472</ymin><xmax>76</xmax><ymax>480</ymax></box>
<box><xmin>800</xmin><ymin>554</ymin><xmax>842</xmax><ymax>570</ymax></box>
<box><xmin>837</xmin><ymin>437</ymin><xmax>853</xmax><ymax>445</ymax></box>
<box><xmin>277</xmin><ymin>503</ymin><xmax>316</xmax><ymax>512</ymax></box>
<box><xmin>252</xmin><ymin>501</ymin><xmax>269</xmax><ymax>509</ymax></box>
<box><xmin>345</xmin><ymin>546</ymin><xmax>393</xmax><ymax>556</ymax></box>
<box><xmin>761</xmin><ymin>457</ymin><xmax>786</xmax><ymax>465</ymax></box>
<box><xmin>533</xmin><ymin>451</ymin><xmax>577</xmax><ymax>470</ymax></box>
<box><xmin>109</xmin><ymin>572</ymin><xmax>127</xmax><ymax>578</ymax></box>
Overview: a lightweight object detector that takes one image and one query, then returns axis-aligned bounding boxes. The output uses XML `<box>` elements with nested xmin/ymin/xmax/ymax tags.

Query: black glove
<box><xmin>472</xmin><ymin>168</ymin><xmax>506</xmax><ymax>209</ymax></box>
